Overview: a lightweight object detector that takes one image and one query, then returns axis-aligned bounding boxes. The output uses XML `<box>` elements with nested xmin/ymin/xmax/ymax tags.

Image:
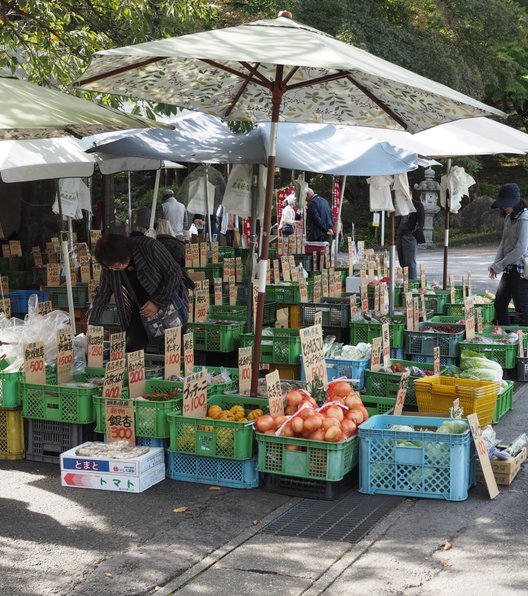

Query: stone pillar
<box><xmin>414</xmin><ymin>168</ymin><xmax>440</xmax><ymax>248</ymax></box>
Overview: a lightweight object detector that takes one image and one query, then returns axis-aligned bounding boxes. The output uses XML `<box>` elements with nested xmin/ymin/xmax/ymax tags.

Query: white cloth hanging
<box><xmin>187</xmin><ymin>176</ymin><xmax>215</xmax><ymax>214</ymax></box>
<box><xmin>216</xmin><ymin>205</ymin><xmax>228</xmax><ymax>235</ymax></box>
<box><xmin>367</xmin><ymin>175</ymin><xmax>394</xmax><ymax>212</ymax></box>
<box><xmin>53</xmin><ymin>178</ymin><xmax>91</xmax><ymax>220</ymax></box>
<box><xmin>393</xmin><ymin>173</ymin><xmax>414</xmax><ymax>216</ymax></box>
<box><xmin>440</xmin><ymin>166</ymin><xmax>476</xmax><ymax>213</ymax></box>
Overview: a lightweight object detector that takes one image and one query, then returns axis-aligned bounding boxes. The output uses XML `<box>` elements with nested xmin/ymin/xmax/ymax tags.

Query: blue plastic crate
<box><xmin>358</xmin><ymin>414</ymin><xmax>474</xmax><ymax>501</ymax></box>
<box><xmin>136</xmin><ymin>437</ymin><xmax>167</xmax><ymax>448</ymax></box>
<box><xmin>166</xmin><ymin>451</ymin><xmax>259</xmax><ymax>489</ymax></box>
<box><xmin>9</xmin><ymin>290</ymin><xmax>47</xmax><ymax>314</ymax></box>
<box><xmin>406</xmin><ymin>353</ymin><xmax>458</xmax><ymax>367</ymax></box>
<box><xmin>390</xmin><ymin>347</ymin><xmax>404</xmax><ymax>360</ymax></box>
<box><xmin>300</xmin><ymin>356</ymin><xmax>369</xmax><ymax>389</ymax></box>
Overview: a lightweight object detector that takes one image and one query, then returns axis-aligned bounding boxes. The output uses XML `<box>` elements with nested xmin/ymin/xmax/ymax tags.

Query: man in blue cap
<box><xmin>489</xmin><ymin>183</ymin><xmax>528</xmax><ymax>325</ymax></box>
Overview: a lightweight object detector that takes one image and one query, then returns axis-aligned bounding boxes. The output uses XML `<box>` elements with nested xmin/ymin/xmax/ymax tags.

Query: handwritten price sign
<box><xmin>102</xmin><ymin>359</ymin><xmax>126</xmax><ymax>399</ymax></box>
<box><xmin>464</xmin><ymin>297</ymin><xmax>475</xmax><ymax>341</ymax></box>
<box><xmin>127</xmin><ymin>349</ymin><xmax>145</xmax><ymax>399</ymax></box>
<box><xmin>183</xmin><ymin>332</ymin><xmax>194</xmax><ymax>377</ymax></box>
<box><xmin>299</xmin><ymin>324</ymin><xmax>328</xmax><ymax>388</ymax></box>
<box><xmin>109</xmin><ymin>331</ymin><xmax>126</xmax><ymax>362</ymax></box>
<box><xmin>87</xmin><ymin>325</ymin><xmax>104</xmax><ymax>369</ymax></box>
<box><xmin>24</xmin><ymin>341</ymin><xmax>46</xmax><ymax>384</ymax></box>
<box><xmin>47</xmin><ymin>263</ymin><xmax>61</xmax><ymax>287</ymax></box>
<box><xmin>238</xmin><ymin>346</ymin><xmax>252</xmax><ymax>395</ymax></box>
<box><xmin>105</xmin><ymin>399</ymin><xmax>135</xmax><ymax>447</ymax></box>
<box><xmin>165</xmin><ymin>326</ymin><xmax>181</xmax><ymax>379</ymax></box>
<box><xmin>56</xmin><ymin>326</ymin><xmax>73</xmax><ymax>384</ymax></box>
<box><xmin>467</xmin><ymin>413</ymin><xmax>499</xmax><ymax>499</ymax></box>
<box><xmin>38</xmin><ymin>300</ymin><xmax>53</xmax><ymax>316</ymax></box>
<box><xmin>433</xmin><ymin>346</ymin><xmax>441</xmax><ymax>375</ymax></box>
<box><xmin>393</xmin><ymin>371</ymin><xmax>410</xmax><ymax>416</ymax></box>
<box><xmin>183</xmin><ymin>369</ymin><xmax>207</xmax><ymax>418</ymax></box>
<box><xmin>265</xmin><ymin>369</ymin><xmax>284</xmax><ymax>416</ymax></box>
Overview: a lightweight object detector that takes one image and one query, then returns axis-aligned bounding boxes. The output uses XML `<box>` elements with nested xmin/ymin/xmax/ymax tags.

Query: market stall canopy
<box><xmin>87</xmin><ymin>112</ymin><xmax>420</xmax><ymax>175</ymax></box>
<box><xmin>76</xmin><ymin>17</ymin><xmax>503</xmax><ymax>132</ymax></box>
<box><xmin>0</xmin><ymin>75</ymin><xmax>171</xmax><ymax>140</ymax></box>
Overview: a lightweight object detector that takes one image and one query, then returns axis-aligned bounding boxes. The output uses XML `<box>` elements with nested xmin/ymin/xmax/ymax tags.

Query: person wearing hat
<box><xmin>305</xmin><ymin>187</ymin><xmax>334</xmax><ymax>242</ymax></box>
<box><xmin>489</xmin><ymin>183</ymin><xmax>528</xmax><ymax>325</ymax></box>
<box><xmin>278</xmin><ymin>193</ymin><xmax>298</xmax><ymax>237</ymax></box>
<box><xmin>159</xmin><ymin>188</ymin><xmax>187</xmax><ymax>237</ymax></box>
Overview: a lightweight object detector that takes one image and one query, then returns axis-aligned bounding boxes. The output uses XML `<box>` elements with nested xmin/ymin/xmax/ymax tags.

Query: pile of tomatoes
<box><xmin>253</xmin><ymin>380</ymin><xmax>369</xmax><ymax>443</ymax></box>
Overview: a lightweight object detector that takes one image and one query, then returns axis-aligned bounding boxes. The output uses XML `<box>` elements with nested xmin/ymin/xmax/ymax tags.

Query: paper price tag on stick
<box><xmin>165</xmin><ymin>327</ymin><xmax>181</xmax><ymax>379</ymax></box>
<box><xmin>299</xmin><ymin>324</ymin><xmax>327</xmax><ymax>388</ymax></box>
<box><xmin>183</xmin><ymin>332</ymin><xmax>194</xmax><ymax>377</ymax></box>
<box><xmin>464</xmin><ymin>297</ymin><xmax>475</xmax><ymax>340</ymax></box>
<box><xmin>102</xmin><ymin>358</ymin><xmax>126</xmax><ymax>399</ymax></box>
<box><xmin>370</xmin><ymin>337</ymin><xmax>382</xmax><ymax>372</ymax></box>
<box><xmin>105</xmin><ymin>399</ymin><xmax>135</xmax><ymax>447</ymax></box>
<box><xmin>87</xmin><ymin>325</ymin><xmax>104</xmax><ymax>369</ymax></box>
<box><xmin>393</xmin><ymin>371</ymin><xmax>410</xmax><ymax>416</ymax></box>
<box><xmin>467</xmin><ymin>413</ymin><xmax>499</xmax><ymax>499</ymax></box>
<box><xmin>183</xmin><ymin>369</ymin><xmax>207</xmax><ymax>418</ymax></box>
<box><xmin>24</xmin><ymin>341</ymin><xmax>46</xmax><ymax>384</ymax></box>
<box><xmin>265</xmin><ymin>369</ymin><xmax>284</xmax><ymax>416</ymax></box>
<box><xmin>238</xmin><ymin>346</ymin><xmax>252</xmax><ymax>395</ymax></box>
<box><xmin>381</xmin><ymin>323</ymin><xmax>391</xmax><ymax>367</ymax></box>
<box><xmin>109</xmin><ymin>332</ymin><xmax>126</xmax><ymax>362</ymax></box>
<box><xmin>56</xmin><ymin>326</ymin><xmax>73</xmax><ymax>384</ymax></box>
<box><xmin>127</xmin><ymin>350</ymin><xmax>146</xmax><ymax>399</ymax></box>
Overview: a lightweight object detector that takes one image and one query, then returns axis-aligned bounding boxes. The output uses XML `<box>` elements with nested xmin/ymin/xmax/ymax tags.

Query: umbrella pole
<box><xmin>250</xmin><ymin>84</ymin><xmax>282</xmax><ymax>396</ymax></box>
<box><xmin>57</xmin><ymin>184</ymin><xmax>76</xmax><ymax>334</ymax></box>
<box><xmin>389</xmin><ymin>211</ymin><xmax>396</xmax><ymax>316</ymax></box>
<box><xmin>128</xmin><ymin>171</ymin><xmax>132</xmax><ymax>234</ymax></box>
<box><xmin>204</xmin><ymin>165</ymin><xmax>212</xmax><ymax>253</ymax></box>
<box><xmin>147</xmin><ymin>169</ymin><xmax>161</xmax><ymax>237</ymax></box>
<box><xmin>443</xmin><ymin>159</ymin><xmax>452</xmax><ymax>289</ymax></box>
<box><xmin>334</xmin><ymin>175</ymin><xmax>346</xmax><ymax>266</ymax></box>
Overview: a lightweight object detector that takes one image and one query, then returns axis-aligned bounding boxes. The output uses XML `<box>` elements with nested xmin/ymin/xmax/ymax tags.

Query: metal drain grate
<box><xmin>260</xmin><ymin>489</ymin><xmax>403</xmax><ymax>542</ymax></box>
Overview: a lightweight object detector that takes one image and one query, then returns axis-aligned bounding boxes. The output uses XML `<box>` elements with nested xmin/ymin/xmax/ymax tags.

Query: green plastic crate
<box><xmin>188</xmin><ymin>321</ymin><xmax>244</xmax><ymax>352</ymax></box>
<box><xmin>167</xmin><ymin>394</ymin><xmax>268</xmax><ymax>460</ymax></box>
<box><xmin>445</xmin><ymin>301</ymin><xmax>495</xmax><ymax>323</ymax></box>
<box><xmin>240</xmin><ymin>328</ymin><xmax>301</xmax><ymax>364</ymax></box>
<box><xmin>361</xmin><ymin>395</ymin><xmax>396</xmax><ymax>416</ymax></box>
<box><xmin>405</xmin><ymin>322</ymin><xmax>465</xmax><ymax>357</ymax></box>
<box><xmin>300</xmin><ymin>297</ymin><xmax>350</xmax><ymax>328</ymax></box>
<box><xmin>8</xmin><ymin>271</ymin><xmax>34</xmax><ymax>290</ymax></box>
<box><xmin>46</xmin><ymin>284</ymin><xmax>88</xmax><ymax>308</ymax></box>
<box><xmin>218</xmin><ymin>246</ymin><xmax>235</xmax><ymax>259</ymax></box>
<box><xmin>20</xmin><ymin>380</ymin><xmax>97</xmax><ymax>423</ymax></box>
<box><xmin>493</xmin><ymin>381</ymin><xmax>513</xmax><ymax>424</ymax></box>
<box><xmin>393</xmin><ymin>280</ymin><xmax>421</xmax><ymax>306</ymax></box>
<box><xmin>423</xmin><ymin>290</ymin><xmax>450</xmax><ymax>314</ymax></box>
<box><xmin>188</xmin><ymin>263</ymin><xmax>223</xmax><ymax>281</ymax></box>
<box><xmin>482</xmin><ymin>325</ymin><xmax>528</xmax><ymax>351</ymax></box>
<box><xmin>164</xmin><ymin>365</ymin><xmax>239</xmax><ymax>397</ymax></box>
<box><xmin>364</xmin><ymin>359</ymin><xmax>446</xmax><ymax>407</ymax></box>
<box><xmin>265</xmin><ymin>280</ymin><xmax>314</xmax><ymax>305</ymax></box>
<box><xmin>256</xmin><ymin>433</ymin><xmax>359</xmax><ymax>481</ymax></box>
<box><xmin>458</xmin><ymin>338</ymin><xmax>518</xmax><ymax>369</ymax></box>
<box><xmin>94</xmin><ymin>378</ymin><xmax>182</xmax><ymax>437</ymax></box>
<box><xmin>428</xmin><ymin>315</ymin><xmax>466</xmax><ymax>324</ymax></box>
<box><xmin>349</xmin><ymin>318</ymin><xmax>405</xmax><ymax>348</ymax></box>
<box><xmin>0</xmin><ymin>363</ymin><xmax>56</xmax><ymax>409</ymax></box>
<box><xmin>517</xmin><ymin>356</ymin><xmax>528</xmax><ymax>381</ymax></box>
<box><xmin>208</xmin><ymin>304</ymin><xmax>246</xmax><ymax>320</ymax></box>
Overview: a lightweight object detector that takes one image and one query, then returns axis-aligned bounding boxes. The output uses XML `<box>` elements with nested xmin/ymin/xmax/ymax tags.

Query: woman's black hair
<box><xmin>512</xmin><ymin>199</ymin><xmax>528</xmax><ymax>217</ymax></box>
<box><xmin>94</xmin><ymin>233</ymin><xmax>132</xmax><ymax>267</ymax></box>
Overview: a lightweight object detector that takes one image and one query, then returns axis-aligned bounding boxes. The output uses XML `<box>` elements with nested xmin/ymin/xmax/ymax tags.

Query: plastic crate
<box><xmin>414</xmin><ymin>376</ymin><xmax>499</xmax><ymax>427</ymax></box>
<box><xmin>361</xmin><ymin>395</ymin><xmax>396</xmax><ymax>416</ymax></box>
<box><xmin>46</xmin><ymin>284</ymin><xmax>88</xmax><ymax>308</ymax></box>
<box><xmin>189</xmin><ymin>263</ymin><xmax>223</xmax><ymax>281</ymax></box>
<box><xmin>288</xmin><ymin>304</ymin><xmax>301</xmax><ymax>328</ymax></box>
<box><xmin>458</xmin><ymin>338</ymin><xmax>518</xmax><ymax>369</ymax></box>
<box><xmin>358</xmin><ymin>414</ymin><xmax>473</xmax><ymax>501</ymax></box>
<box><xmin>301</xmin><ymin>297</ymin><xmax>350</xmax><ymax>328</ymax></box>
<box><xmin>262</xmin><ymin>470</ymin><xmax>355</xmax><ymax>500</ymax></box>
<box><xmin>188</xmin><ymin>321</ymin><xmax>244</xmax><ymax>352</ymax></box>
<box><xmin>349</xmin><ymin>318</ymin><xmax>405</xmax><ymax>349</ymax></box>
<box><xmin>364</xmin><ymin>360</ymin><xmax>446</xmax><ymax>407</ymax></box>
<box><xmin>100</xmin><ymin>307</ymin><xmax>121</xmax><ymax>326</ymax></box>
<box><xmin>423</xmin><ymin>290</ymin><xmax>450</xmax><ymax>314</ymax></box>
<box><xmin>405</xmin><ymin>353</ymin><xmax>459</xmax><ymax>367</ymax></box>
<box><xmin>166</xmin><ymin>451</ymin><xmax>259</xmax><ymax>489</ymax></box>
<box><xmin>428</xmin><ymin>315</ymin><xmax>465</xmax><ymax>324</ymax></box>
<box><xmin>304</xmin><ymin>356</ymin><xmax>369</xmax><ymax>389</ymax></box>
<box><xmin>168</xmin><ymin>394</ymin><xmax>267</xmax><ymax>460</ymax></box>
<box><xmin>405</xmin><ymin>324</ymin><xmax>465</xmax><ymax>358</ymax></box>
<box><xmin>21</xmin><ymin>380</ymin><xmax>97</xmax><ymax>423</ymax></box>
<box><xmin>268</xmin><ymin>363</ymin><xmax>301</xmax><ymax>380</ymax></box>
<box><xmin>0</xmin><ymin>363</ymin><xmax>56</xmax><ymax>409</ymax></box>
<box><xmin>0</xmin><ymin>407</ymin><xmax>24</xmax><ymax>460</ymax></box>
<box><xmin>240</xmin><ymin>328</ymin><xmax>301</xmax><ymax>365</ymax></box>
<box><xmin>136</xmin><ymin>436</ymin><xmax>167</xmax><ymax>448</ymax></box>
<box><xmin>256</xmin><ymin>433</ymin><xmax>358</xmax><ymax>481</ymax></box>
<box><xmin>393</xmin><ymin>281</ymin><xmax>421</xmax><ymax>306</ymax></box>
<box><xmin>493</xmin><ymin>381</ymin><xmax>514</xmax><ymax>424</ymax></box>
<box><xmin>208</xmin><ymin>304</ymin><xmax>246</xmax><ymax>321</ymax></box>
<box><xmin>26</xmin><ymin>419</ymin><xmax>95</xmax><ymax>464</ymax></box>
<box><xmin>516</xmin><ymin>356</ymin><xmax>528</xmax><ymax>381</ymax></box>
<box><xmin>265</xmin><ymin>281</ymin><xmax>314</xmax><ymax>305</ymax></box>
<box><xmin>7</xmin><ymin>271</ymin><xmax>34</xmax><ymax>290</ymax></box>
<box><xmin>94</xmin><ymin>378</ymin><xmax>182</xmax><ymax>437</ymax></box>
<box><xmin>445</xmin><ymin>301</ymin><xmax>495</xmax><ymax>322</ymax></box>
<box><xmin>9</xmin><ymin>290</ymin><xmax>47</xmax><ymax>314</ymax></box>
<box><xmin>293</xmin><ymin>254</ymin><xmax>313</xmax><ymax>273</ymax></box>
<box><xmin>218</xmin><ymin>246</ymin><xmax>235</xmax><ymax>259</ymax></box>
<box><xmin>482</xmin><ymin>325</ymin><xmax>528</xmax><ymax>350</ymax></box>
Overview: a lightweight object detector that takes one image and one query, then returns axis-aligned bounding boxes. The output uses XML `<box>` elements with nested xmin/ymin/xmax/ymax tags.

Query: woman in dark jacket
<box><xmin>88</xmin><ymin>233</ymin><xmax>191</xmax><ymax>351</ymax></box>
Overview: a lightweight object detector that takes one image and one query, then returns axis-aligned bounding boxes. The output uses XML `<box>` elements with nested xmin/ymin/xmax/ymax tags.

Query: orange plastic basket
<box><xmin>413</xmin><ymin>376</ymin><xmax>499</xmax><ymax>427</ymax></box>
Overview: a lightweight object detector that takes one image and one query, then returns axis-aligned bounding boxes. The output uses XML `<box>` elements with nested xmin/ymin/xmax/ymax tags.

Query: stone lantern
<box><xmin>414</xmin><ymin>167</ymin><xmax>441</xmax><ymax>247</ymax></box>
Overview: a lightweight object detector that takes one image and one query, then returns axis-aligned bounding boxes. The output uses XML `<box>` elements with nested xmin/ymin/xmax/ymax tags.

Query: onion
<box><xmin>254</xmin><ymin>414</ymin><xmax>275</xmax><ymax>433</ymax></box>
<box><xmin>341</xmin><ymin>419</ymin><xmax>357</xmax><ymax>438</ymax></box>
<box><xmin>285</xmin><ymin>389</ymin><xmax>304</xmax><ymax>409</ymax></box>
<box><xmin>310</xmin><ymin>429</ymin><xmax>325</xmax><ymax>442</ymax></box>
<box><xmin>324</xmin><ymin>426</ymin><xmax>343</xmax><ymax>442</ymax></box>
<box><xmin>344</xmin><ymin>393</ymin><xmax>363</xmax><ymax>410</ymax></box>
<box><xmin>322</xmin><ymin>416</ymin><xmax>341</xmax><ymax>430</ymax></box>
<box><xmin>291</xmin><ymin>416</ymin><xmax>304</xmax><ymax>434</ymax></box>
<box><xmin>346</xmin><ymin>409</ymin><xmax>364</xmax><ymax>425</ymax></box>
<box><xmin>303</xmin><ymin>414</ymin><xmax>324</xmax><ymax>433</ymax></box>
<box><xmin>325</xmin><ymin>405</ymin><xmax>344</xmax><ymax>422</ymax></box>
<box><xmin>298</xmin><ymin>407</ymin><xmax>316</xmax><ymax>420</ymax></box>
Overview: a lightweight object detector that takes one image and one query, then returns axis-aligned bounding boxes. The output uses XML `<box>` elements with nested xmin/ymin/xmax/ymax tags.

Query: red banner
<box><xmin>333</xmin><ymin>179</ymin><xmax>341</xmax><ymax>224</ymax></box>
<box><xmin>242</xmin><ymin>217</ymin><xmax>251</xmax><ymax>245</ymax></box>
<box><xmin>276</xmin><ymin>186</ymin><xmax>294</xmax><ymax>236</ymax></box>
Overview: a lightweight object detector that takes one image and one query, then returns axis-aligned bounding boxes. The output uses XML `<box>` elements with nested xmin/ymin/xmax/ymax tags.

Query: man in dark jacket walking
<box><xmin>305</xmin><ymin>188</ymin><xmax>334</xmax><ymax>242</ymax></box>
<box><xmin>396</xmin><ymin>198</ymin><xmax>425</xmax><ymax>279</ymax></box>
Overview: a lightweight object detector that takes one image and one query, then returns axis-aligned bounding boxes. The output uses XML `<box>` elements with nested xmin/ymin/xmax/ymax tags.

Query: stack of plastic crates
<box><xmin>0</xmin><ymin>407</ymin><xmax>24</xmax><ymax>460</ymax></box>
<box><xmin>300</xmin><ymin>297</ymin><xmax>351</xmax><ymax>343</ymax></box>
<box><xmin>188</xmin><ymin>320</ymin><xmax>245</xmax><ymax>352</ymax></box>
<box><xmin>358</xmin><ymin>414</ymin><xmax>474</xmax><ymax>501</ymax></box>
<box><xmin>458</xmin><ymin>335</ymin><xmax>518</xmax><ymax>371</ymax></box>
<box><xmin>414</xmin><ymin>376</ymin><xmax>500</xmax><ymax>427</ymax></box>
<box><xmin>166</xmin><ymin>394</ymin><xmax>267</xmax><ymax>489</ymax></box>
<box><xmin>404</xmin><ymin>320</ymin><xmax>465</xmax><ymax>366</ymax></box>
<box><xmin>349</xmin><ymin>317</ymin><xmax>405</xmax><ymax>350</ymax></box>
<box><xmin>300</xmin><ymin>355</ymin><xmax>370</xmax><ymax>389</ymax></box>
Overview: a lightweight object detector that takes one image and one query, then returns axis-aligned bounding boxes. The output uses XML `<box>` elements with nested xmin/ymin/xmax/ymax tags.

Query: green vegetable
<box><xmin>436</xmin><ymin>420</ymin><xmax>469</xmax><ymax>434</ymax></box>
<box><xmin>389</xmin><ymin>424</ymin><xmax>415</xmax><ymax>432</ymax></box>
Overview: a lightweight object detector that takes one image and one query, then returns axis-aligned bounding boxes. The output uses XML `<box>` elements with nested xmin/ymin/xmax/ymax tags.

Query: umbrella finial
<box><xmin>278</xmin><ymin>10</ymin><xmax>292</xmax><ymax>19</ymax></box>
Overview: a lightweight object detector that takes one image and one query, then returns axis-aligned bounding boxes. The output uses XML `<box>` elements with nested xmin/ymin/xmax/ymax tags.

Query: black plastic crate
<box><xmin>26</xmin><ymin>419</ymin><xmax>95</xmax><ymax>464</ymax></box>
<box><xmin>262</xmin><ymin>471</ymin><xmax>356</xmax><ymax>501</ymax></box>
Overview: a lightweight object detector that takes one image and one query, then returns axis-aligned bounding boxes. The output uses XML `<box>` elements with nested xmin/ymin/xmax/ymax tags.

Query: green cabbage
<box><xmin>436</xmin><ymin>420</ymin><xmax>469</xmax><ymax>434</ymax></box>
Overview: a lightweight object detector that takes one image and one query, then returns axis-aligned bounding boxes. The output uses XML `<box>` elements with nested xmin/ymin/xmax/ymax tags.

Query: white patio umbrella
<box><xmin>77</xmin><ymin>13</ymin><xmax>503</xmax><ymax>393</ymax></box>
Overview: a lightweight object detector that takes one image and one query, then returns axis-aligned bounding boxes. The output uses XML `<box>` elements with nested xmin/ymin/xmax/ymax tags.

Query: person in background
<box><xmin>305</xmin><ymin>188</ymin><xmax>334</xmax><ymax>242</ymax></box>
<box><xmin>88</xmin><ymin>233</ymin><xmax>192</xmax><ymax>352</ymax></box>
<box><xmin>132</xmin><ymin>207</ymin><xmax>151</xmax><ymax>235</ymax></box>
<box><xmin>279</xmin><ymin>193</ymin><xmax>299</xmax><ymax>237</ymax></box>
<box><xmin>489</xmin><ymin>183</ymin><xmax>528</xmax><ymax>325</ymax></box>
<box><xmin>159</xmin><ymin>188</ymin><xmax>187</xmax><ymax>237</ymax></box>
<box><xmin>396</xmin><ymin>197</ymin><xmax>425</xmax><ymax>280</ymax></box>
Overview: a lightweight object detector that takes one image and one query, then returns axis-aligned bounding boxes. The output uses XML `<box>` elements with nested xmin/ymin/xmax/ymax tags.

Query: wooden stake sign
<box><xmin>289</xmin><ymin>256</ymin><xmax>298</xmax><ymax>282</ymax></box>
<box><xmin>360</xmin><ymin>270</ymin><xmax>368</xmax><ymax>311</ymax></box>
<box><xmin>235</xmin><ymin>256</ymin><xmax>243</xmax><ymax>283</ymax></box>
<box><xmin>79</xmin><ymin>256</ymin><xmax>91</xmax><ymax>283</ymax></box>
<box><xmin>298</xmin><ymin>277</ymin><xmax>309</xmax><ymax>303</ymax></box>
<box><xmin>56</xmin><ymin>326</ymin><xmax>74</xmax><ymax>384</ymax></box>
<box><xmin>102</xmin><ymin>359</ymin><xmax>126</xmax><ymax>399</ymax></box>
<box><xmin>127</xmin><ymin>349</ymin><xmax>146</xmax><ymax>399</ymax></box>
<box><xmin>449</xmin><ymin>274</ymin><xmax>456</xmax><ymax>303</ymax></box>
<box><xmin>314</xmin><ymin>310</ymin><xmax>323</xmax><ymax>328</ymax></box>
<box><xmin>88</xmin><ymin>280</ymin><xmax>98</xmax><ymax>304</ymax></box>
<box><xmin>273</xmin><ymin>259</ymin><xmax>281</xmax><ymax>284</ymax></box>
<box><xmin>265</xmin><ymin>369</ymin><xmax>284</xmax><ymax>416</ymax></box>
<box><xmin>183</xmin><ymin>369</ymin><xmax>207</xmax><ymax>418</ymax></box>
<box><xmin>348</xmin><ymin>237</ymin><xmax>354</xmax><ymax>276</ymax></box>
<box><xmin>89</xmin><ymin>229</ymin><xmax>102</xmax><ymax>248</ymax></box>
<box><xmin>350</xmin><ymin>294</ymin><xmax>359</xmax><ymax>321</ymax></box>
<box><xmin>403</xmin><ymin>267</ymin><xmax>409</xmax><ymax>293</ymax></box>
<box><xmin>299</xmin><ymin>324</ymin><xmax>327</xmax><ymax>387</ymax></box>
<box><xmin>228</xmin><ymin>282</ymin><xmax>237</xmax><ymax>306</ymax></box>
<box><xmin>518</xmin><ymin>330</ymin><xmax>525</xmax><ymax>358</ymax></box>
<box><xmin>24</xmin><ymin>341</ymin><xmax>46</xmax><ymax>384</ymax></box>
<box><xmin>421</xmin><ymin>294</ymin><xmax>427</xmax><ymax>322</ymax></box>
<box><xmin>211</xmin><ymin>241</ymin><xmax>219</xmax><ymax>264</ymax></box>
<box><xmin>199</xmin><ymin>242</ymin><xmax>207</xmax><ymax>267</ymax></box>
<box><xmin>374</xmin><ymin>284</ymin><xmax>380</xmax><ymax>315</ymax></box>
<box><xmin>393</xmin><ymin>371</ymin><xmax>410</xmax><ymax>416</ymax></box>
<box><xmin>9</xmin><ymin>240</ymin><xmax>22</xmax><ymax>257</ymax></box>
<box><xmin>370</xmin><ymin>337</ymin><xmax>382</xmax><ymax>372</ymax></box>
<box><xmin>321</xmin><ymin>268</ymin><xmax>329</xmax><ymax>298</ymax></box>
<box><xmin>281</xmin><ymin>256</ymin><xmax>291</xmax><ymax>282</ymax></box>
<box><xmin>413</xmin><ymin>297</ymin><xmax>420</xmax><ymax>332</ymax></box>
<box><xmin>0</xmin><ymin>276</ymin><xmax>8</xmax><ymax>296</ymax></box>
<box><xmin>420</xmin><ymin>265</ymin><xmax>426</xmax><ymax>290</ymax></box>
<box><xmin>467</xmin><ymin>271</ymin><xmax>472</xmax><ymax>297</ymax></box>
<box><xmin>164</xmin><ymin>326</ymin><xmax>181</xmax><ymax>379</ymax></box>
<box><xmin>105</xmin><ymin>399</ymin><xmax>135</xmax><ymax>447</ymax></box>
<box><xmin>475</xmin><ymin>307</ymin><xmax>483</xmax><ymax>334</ymax></box>
<box><xmin>433</xmin><ymin>346</ymin><xmax>441</xmax><ymax>375</ymax></box>
<box><xmin>192</xmin><ymin>243</ymin><xmax>200</xmax><ymax>268</ymax></box>
<box><xmin>32</xmin><ymin>247</ymin><xmax>43</xmax><ymax>268</ymax></box>
<box><xmin>467</xmin><ymin>413</ymin><xmax>499</xmax><ymax>499</ymax></box>
<box><xmin>381</xmin><ymin>322</ymin><xmax>391</xmax><ymax>367</ymax></box>
<box><xmin>238</xmin><ymin>346</ymin><xmax>252</xmax><ymax>395</ymax></box>
<box><xmin>38</xmin><ymin>300</ymin><xmax>53</xmax><ymax>316</ymax></box>
<box><xmin>405</xmin><ymin>292</ymin><xmax>414</xmax><ymax>331</ymax></box>
<box><xmin>87</xmin><ymin>325</ymin><xmax>104</xmax><ymax>369</ymax></box>
<box><xmin>313</xmin><ymin>275</ymin><xmax>321</xmax><ymax>303</ymax></box>
<box><xmin>1</xmin><ymin>245</ymin><xmax>10</xmax><ymax>258</ymax></box>
<box><xmin>0</xmin><ymin>298</ymin><xmax>10</xmax><ymax>318</ymax></box>
<box><xmin>464</xmin><ymin>297</ymin><xmax>475</xmax><ymax>341</ymax></box>
<box><xmin>214</xmin><ymin>278</ymin><xmax>223</xmax><ymax>306</ymax></box>
<box><xmin>109</xmin><ymin>331</ymin><xmax>126</xmax><ymax>362</ymax></box>
<box><xmin>185</xmin><ymin>243</ymin><xmax>193</xmax><ymax>268</ymax></box>
<box><xmin>194</xmin><ymin>289</ymin><xmax>209</xmax><ymax>323</ymax></box>
<box><xmin>183</xmin><ymin>332</ymin><xmax>194</xmax><ymax>377</ymax></box>
<box><xmin>47</xmin><ymin>263</ymin><xmax>61</xmax><ymax>287</ymax></box>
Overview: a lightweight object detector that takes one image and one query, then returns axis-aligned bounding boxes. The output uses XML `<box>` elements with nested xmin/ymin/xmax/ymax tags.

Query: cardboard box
<box><xmin>476</xmin><ymin>446</ymin><xmax>527</xmax><ymax>486</ymax></box>
<box><xmin>60</xmin><ymin>443</ymin><xmax>165</xmax><ymax>493</ymax></box>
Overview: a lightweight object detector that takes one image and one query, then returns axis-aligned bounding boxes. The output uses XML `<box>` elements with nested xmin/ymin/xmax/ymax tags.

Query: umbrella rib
<box><xmin>76</xmin><ymin>57</ymin><xmax>167</xmax><ymax>86</ymax></box>
<box><xmin>202</xmin><ymin>60</ymin><xmax>272</xmax><ymax>89</ymax></box>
